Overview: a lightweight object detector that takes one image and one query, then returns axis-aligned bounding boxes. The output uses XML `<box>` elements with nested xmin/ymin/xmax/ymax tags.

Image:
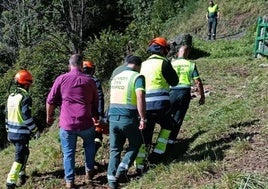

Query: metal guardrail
<box><xmin>254</xmin><ymin>16</ymin><xmax>268</xmax><ymax>58</ymax></box>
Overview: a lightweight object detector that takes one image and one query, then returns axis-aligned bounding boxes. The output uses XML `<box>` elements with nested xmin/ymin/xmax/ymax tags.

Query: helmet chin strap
<box><xmin>7</xmin><ymin>78</ymin><xmax>14</xmax><ymax>94</ymax></box>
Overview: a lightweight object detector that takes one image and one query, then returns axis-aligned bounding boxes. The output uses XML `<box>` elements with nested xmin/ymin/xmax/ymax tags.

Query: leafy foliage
<box><xmin>0</xmin><ymin>34</ymin><xmax>69</xmax><ymax>145</ymax></box>
<box><xmin>83</xmin><ymin>29</ymin><xmax>129</xmax><ymax>81</ymax></box>
<box><xmin>18</xmin><ymin>39</ymin><xmax>69</xmax><ymax>131</ymax></box>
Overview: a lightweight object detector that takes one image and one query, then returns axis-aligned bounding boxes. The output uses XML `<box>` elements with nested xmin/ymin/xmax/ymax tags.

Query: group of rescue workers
<box><xmin>4</xmin><ymin>34</ymin><xmax>205</xmax><ymax>189</ymax></box>
<box><xmin>4</xmin><ymin>1</ymin><xmax>219</xmax><ymax>187</ymax></box>
<box><xmin>107</xmin><ymin>37</ymin><xmax>205</xmax><ymax>189</ymax></box>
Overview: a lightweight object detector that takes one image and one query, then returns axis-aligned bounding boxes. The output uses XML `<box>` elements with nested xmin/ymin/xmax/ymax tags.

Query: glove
<box><xmin>31</xmin><ymin>130</ymin><xmax>40</xmax><ymax>140</ymax></box>
<box><xmin>34</xmin><ymin>131</ymin><xmax>41</xmax><ymax>139</ymax></box>
<box><xmin>100</xmin><ymin>116</ymin><xmax>108</xmax><ymax>125</ymax></box>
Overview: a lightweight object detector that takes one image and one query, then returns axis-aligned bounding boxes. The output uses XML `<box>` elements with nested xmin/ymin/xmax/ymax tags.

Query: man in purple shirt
<box><xmin>46</xmin><ymin>54</ymin><xmax>99</xmax><ymax>188</ymax></box>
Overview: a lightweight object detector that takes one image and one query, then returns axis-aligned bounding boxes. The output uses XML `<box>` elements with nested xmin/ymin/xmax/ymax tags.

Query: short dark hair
<box><xmin>127</xmin><ymin>55</ymin><xmax>142</xmax><ymax>66</ymax></box>
<box><xmin>124</xmin><ymin>54</ymin><xmax>133</xmax><ymax>61</ymax></box>
<box><xmin>69</xmin><ymin>54</ymin><xmax>83</xmax><ymax>67</ymax></box>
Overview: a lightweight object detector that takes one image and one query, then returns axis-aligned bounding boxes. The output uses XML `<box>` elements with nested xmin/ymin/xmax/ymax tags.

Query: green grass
<box><xmin>1</xmin><ymin>0</ymin><xmax>268</xmax><ymax>188</ymax></box>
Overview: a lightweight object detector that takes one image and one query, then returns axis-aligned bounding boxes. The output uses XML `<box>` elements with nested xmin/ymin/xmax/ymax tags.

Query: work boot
<box><xmin>108</xmin><ymin>181</ymin><xmax>118</xmax><ymax>189</ymax></box>
<box><xmin>6</xmin><ymin>162</ymin><xmax>22</xmax><ymax>188</ymax></box>
<box><xmin>148</xmin><ymin>152</ymin><xmax>163</xmax><ymax>164</ymax></box>
<box><xmin>134</xmin><ymin>168</ymin><xmax>144</xmax><ymax>177</ymax></box>
<box><xmin>6</xmin><ymin>183</ymin><xmax>16</xmax><ymax>189</ymax></box>
<box><xmin>65</xmin><ymin>181</ymin><xmax>75</xmax><ymax>189</ymax></box>
<box><xmin>115</xmin><ymin>173</ymin><xmax>129</xmax><ymax>183</ymax></box>
<box><xmin>18</xmin><ymin>174</ymin><xmax>28</xmax><ymax>186</ymax></box>
<box><xmin>85</xmin><ymin>170</ymin><xmax>95</xmax><ymax>184</ymax></box>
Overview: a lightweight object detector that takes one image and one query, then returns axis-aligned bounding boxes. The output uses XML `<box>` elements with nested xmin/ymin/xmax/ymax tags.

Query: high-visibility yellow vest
<box><xmin>208</xmin><ymin>4</ymin><xmax>218</xmax><ymax>18</ymax></box>
<box><xmin>171</xmin><ymin>58</ymin><xmax>195</xmax><ymax>88</ymax></box>
<box><xmin>6</xmin><ymin>88</ymin><xmax>35</xmax><ymax>134</ymax></box>
<box><xmin>110</xmin><ymin>70</ymin><xmax>140</xmax><ymax>109</ymax></box>
<box><xmin>140</xmin><ymin>54</ymin><xmax>169</xmax><ymax>94</ymax></box>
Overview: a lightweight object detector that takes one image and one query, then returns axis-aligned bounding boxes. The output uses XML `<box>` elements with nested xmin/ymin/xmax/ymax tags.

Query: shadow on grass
<box><xmin>31</xmin><ymin>162</ymin><xmax>109</xmax><ymax>186</ymax></box>
<box><xmin>229</xmin><ymin>119</ymin><xmax>260</xmax><ymax>129</ymax></box>
<box><xmin>185</xmin><ymin>131</ymin><xmax>259</xmax><ymax>162</ymax></box>
<box><xmin>158</xmin><ymin>119</ymin><xmax>261</xmax><ymax>165</ymax></box>
<box><xmin>189</xmin><ymin>47</ymin><xmax>211</xmax><ymax>60</ymax></box>
<box><xmin>32</xmin><ymin>168</ymin><xmax>64</xmax><ymax>179</ymax></box>
<box><xmin>163</xmin><ymin>130</ymin><xmax>207</xmax><ymax>163</ymax></box>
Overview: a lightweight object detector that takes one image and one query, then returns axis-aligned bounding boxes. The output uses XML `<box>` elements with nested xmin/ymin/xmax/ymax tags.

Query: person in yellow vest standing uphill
<box><xmin>169</xmin><ymin>45</ymin><xmax>205</xmax><ymax>144</ymax></box>
<box><xmin>135</xmin><ymin>37</ymin><xmax>179</xmax><ymax>173</ymax></box>
<box><xmin>206</xmin><ymin>0</ymin><xmax>220</xmax><ymax>40</ymax></box>
<box><xmin>6</xmin><ymin>70</ymin><xmax>39</xmax><ymax>189</ymax></box>
<box><xmin>107</xmin><ymin>55</ymin><xmax>146</xmax><ymax>189</ymax></box>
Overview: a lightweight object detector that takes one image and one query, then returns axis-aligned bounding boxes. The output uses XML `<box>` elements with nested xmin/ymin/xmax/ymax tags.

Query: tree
<box><xmin>0</xmin><ymin>0</ymin><xmax>51</xmax><ymax>68</ymax></box>
<box><xmin>0</xmin><ymin>0</ymin><xmax>132</xmax><ymax>56</ymax></box>
<box><xmin>52</xmin><ymin>0</ymin><xmax>131</xmax><ymax>53</ymax></box>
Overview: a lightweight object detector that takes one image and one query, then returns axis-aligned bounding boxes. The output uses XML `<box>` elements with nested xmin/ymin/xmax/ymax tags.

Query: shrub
<box><xmin>83</xmin><ymin>29</ymin><xmax>130</xmax><ymax>81</ymax></box>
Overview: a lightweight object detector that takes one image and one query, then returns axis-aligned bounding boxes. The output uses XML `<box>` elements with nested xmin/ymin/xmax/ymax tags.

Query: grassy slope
<box><xmin>1</xmin><ymin>0</ymin><xmax>268</xmax><ymax>188</ymax></box>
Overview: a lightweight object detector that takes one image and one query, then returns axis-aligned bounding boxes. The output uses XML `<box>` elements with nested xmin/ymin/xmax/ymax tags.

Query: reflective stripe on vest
<box><xmin>7</xmin><ymin>89</ymin><xmax>32</xmax><ymax>135</ymax></box>
<box><xmin>145</xmin><ymin>95</ymin><xmax>170</xmax><ymax>102</ymax></box>
<box><xmin>171</xmin><ymin>58</ymin><xmax>195</xmax><ymax>89</ymax></box>
<box><xmin>110</xmin><ymin>70</ymin><xmax>140</xmax><ymax>109</ymax></box>
<box><xmin>208</xmin><ymin>4</ymin><xmax>218</xmax><ymax>18</ymax></box>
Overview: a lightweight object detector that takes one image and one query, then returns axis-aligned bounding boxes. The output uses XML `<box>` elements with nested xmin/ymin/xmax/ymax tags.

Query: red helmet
<box><xmin>83</xmin><ymin>60</ymin><xmax>95</xmax><ymax>69</ymax></box>
<box><xmin>14</xmin><ymin>70</ymin><xmax>33</xmax><ymax>85</ymax></box>
<box><xmin>149</xmin><ymin>37</ymin><xmax>168</xmax><ymax>48</ymax></box>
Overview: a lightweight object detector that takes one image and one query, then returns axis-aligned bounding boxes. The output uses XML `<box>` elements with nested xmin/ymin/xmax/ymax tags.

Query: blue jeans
<box><xmin>107</xmin><ymin>115</ymin><xmax>142</xmax><ymax>188</ymax></box>
<box><xmin>59</xmin><ymin>127</ymin><xmax>95</xmax><ymax>182</ymax></box>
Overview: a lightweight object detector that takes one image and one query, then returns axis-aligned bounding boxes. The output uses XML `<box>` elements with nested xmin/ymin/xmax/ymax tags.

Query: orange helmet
<box><xmin>149</xmin><ymin>37</ymin><xmax>168</xmax><ymax>48</ymax></box>
<box><xmin>148</xmin><ymin>37</ymin><xmax>170</xmax><ymax>55</ymax></box>
<box><xmin>14</xmin><ymin>70</ymin><xmax>33</xmax><ymax>85</ymax></box>
<box><xmin>83</xmin><ymin>60</ymin><xmax>95</xmax><ymax>69</ymax></box>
